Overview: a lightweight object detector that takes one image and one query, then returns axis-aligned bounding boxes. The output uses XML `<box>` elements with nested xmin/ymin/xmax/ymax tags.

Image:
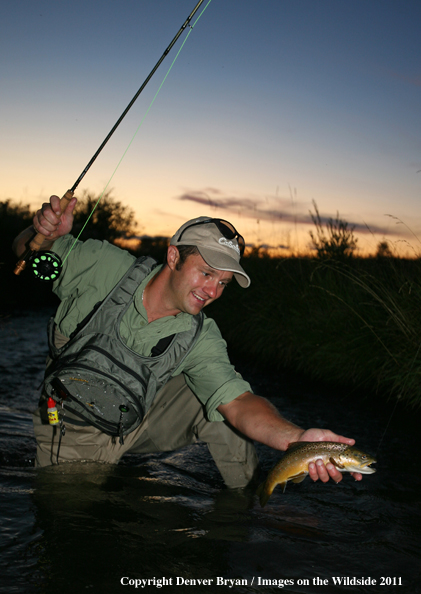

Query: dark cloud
<box><xmin>388</xmin><ymin>69</ymin><xmax>421</xmax><ymax>87</ymax></box>
<box><xmin>177</xmin><ymin>190</ymin><xmax>403</xmax><ymax>237</ymax></box>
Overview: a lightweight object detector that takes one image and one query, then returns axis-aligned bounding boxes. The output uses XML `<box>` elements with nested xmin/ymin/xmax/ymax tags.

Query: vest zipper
<box><xmin>56</xmin><ymin>361</ymin><xmax>144</xmax><ymax>412</ymax></box>
<box><xmin>85</xmin><ymin>345</ymin><xmax>149</xmax><ymax>391</ymax></box>
<box><xmin>58</xmin><ymin>346</ymin><xmax>148</xmax><ymax>392</ymax></box>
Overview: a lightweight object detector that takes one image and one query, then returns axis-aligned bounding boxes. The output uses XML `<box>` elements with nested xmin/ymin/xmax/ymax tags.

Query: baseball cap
<box><xmin>170</xmin><ymin>216</ymin><xmax>251</xmax><ymax>288</ymax></box>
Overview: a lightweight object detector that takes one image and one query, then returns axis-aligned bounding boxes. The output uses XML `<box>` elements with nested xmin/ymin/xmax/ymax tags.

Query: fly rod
<box><xmin>14</xmin><ymin>0</ymin><xmax>206</xmax><ymax>280</ymax></box>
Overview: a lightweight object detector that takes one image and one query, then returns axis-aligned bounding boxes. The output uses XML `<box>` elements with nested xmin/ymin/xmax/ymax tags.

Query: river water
<box><xmin>0</xmin><ymin>308</ymin><xmax>420</xmax><ymax>594</ymax></box>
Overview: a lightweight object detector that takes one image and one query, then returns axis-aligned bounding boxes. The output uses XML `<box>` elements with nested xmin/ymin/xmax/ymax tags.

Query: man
<box><xmin>13</xmin><ymin>195</ymin><xmax>363</xmax><ymax>489</ymax></box>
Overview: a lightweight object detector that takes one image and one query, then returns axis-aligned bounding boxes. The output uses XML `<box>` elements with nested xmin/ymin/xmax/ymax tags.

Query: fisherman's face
<box><xmin>170</xmin><ymin>252</ymin><xmax>233</xmax><ymax>315</ymax></box>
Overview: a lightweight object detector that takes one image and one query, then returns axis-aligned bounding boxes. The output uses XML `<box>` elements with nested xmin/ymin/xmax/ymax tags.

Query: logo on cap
<box><xmin>218</xmin><ymin>237</ymin><xmax>240</xmax><ymax>255</ymax></box>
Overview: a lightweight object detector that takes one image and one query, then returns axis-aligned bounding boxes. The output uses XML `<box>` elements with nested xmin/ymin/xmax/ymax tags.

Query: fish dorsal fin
<box><xmin>286</xmin><ymin>441</ymin><xmax>311</xmax><ymax>452</ymax></box>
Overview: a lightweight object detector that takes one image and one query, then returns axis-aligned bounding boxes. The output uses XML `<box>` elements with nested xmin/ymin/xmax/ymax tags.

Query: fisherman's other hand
<box><xmin>297</xmin><ymin>428</ymin><xmax>363</xmax><ymax>484</ymax></box>
<box><xmin>33</xmin><ymin>194</ymin><xmax>77</xmax><ymax>239</ymax></box>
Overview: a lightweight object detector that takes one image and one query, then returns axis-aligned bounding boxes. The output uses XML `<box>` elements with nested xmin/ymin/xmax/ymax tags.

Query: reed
<box><xmin>208</xmin><ymin>254</ymin><xmax>421</xmax><ymax>408</ymax></box>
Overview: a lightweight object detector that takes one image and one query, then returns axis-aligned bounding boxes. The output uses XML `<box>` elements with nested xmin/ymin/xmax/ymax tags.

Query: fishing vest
<box><xmin>43</xmin><ymin>256</ymin><xmax>204</xmax><ymax>441</ymax></box>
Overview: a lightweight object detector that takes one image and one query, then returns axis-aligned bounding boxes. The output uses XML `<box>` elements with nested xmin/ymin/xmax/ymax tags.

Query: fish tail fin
<box><xmin>259</xmin><ymin>486</ymin><xmax>271</xmax><ymax>508</ymax></box>
<box><xmin>256</xmin><ymin>482</ymin><xmax>271</xmax><ymax>508</ymax></box>
<box><xmin>256</xmin><ymin>481</ymin><xmax>286</xmax><ymax>507</ymax></box>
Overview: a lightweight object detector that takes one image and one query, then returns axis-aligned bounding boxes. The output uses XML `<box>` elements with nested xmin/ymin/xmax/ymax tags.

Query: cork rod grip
<box><xmin>28</xmin><ymin>190</ymin><xmax>74</xmax><ymax>251</ymax></box>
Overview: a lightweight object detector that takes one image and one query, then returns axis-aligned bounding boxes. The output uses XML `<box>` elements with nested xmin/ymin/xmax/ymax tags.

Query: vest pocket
<box><xmin>45</xmin><ymin>365</ymin><xmax>145</xmax><ymax>437</ymax></box>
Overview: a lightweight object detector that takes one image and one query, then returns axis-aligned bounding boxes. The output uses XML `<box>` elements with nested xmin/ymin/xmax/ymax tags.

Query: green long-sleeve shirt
<box><xmin>51</xmin><ymin>235</ymin><xmax>251</xmax><ymax>421</ymax></box>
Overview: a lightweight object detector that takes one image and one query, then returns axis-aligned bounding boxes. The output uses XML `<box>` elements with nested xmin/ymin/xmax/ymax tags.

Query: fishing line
<box><xmin>14</xmin><ymin>0</ymin><xmax>212</xmax><ymax>280</ymax></box>
<box><xmin>375</xmin><ymin>395</ymin><xmax>400</xmax><ymax>457</ymax></box>
<box><xmin>63</xmin><ymin>0</ymin><xmax>212</xmax><ymax>265</ymax></box>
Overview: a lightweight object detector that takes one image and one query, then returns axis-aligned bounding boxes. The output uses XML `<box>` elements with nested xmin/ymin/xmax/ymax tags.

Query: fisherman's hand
<box><xmin>297</xmin><ymin>428</ymin><xmax>363</xmax><ymax>484</ymax></box>
<box><xmin>33</xmin><ymin>194</ymin><xmax>77</xmax><ymax>240</ymax></box>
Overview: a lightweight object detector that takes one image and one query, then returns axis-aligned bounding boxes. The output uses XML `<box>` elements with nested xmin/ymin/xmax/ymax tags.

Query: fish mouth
<box><xmin>346</xmin><ymin>460</ymin><xmax>376</xmax><ymax>474</ymax></box>
<box><xmin>363</xmin><ymin>465</ymin><xmax>376</xmax><ymax>474</ymax></box>
<box><xmin>359</xmin><ymin>460</ymin><xmax>377</xmax><ymax>474</ymax></box>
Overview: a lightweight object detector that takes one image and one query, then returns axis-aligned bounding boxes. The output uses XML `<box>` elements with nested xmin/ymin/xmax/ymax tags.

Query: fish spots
<box><xmin>256</xmin><ymin>441</ymin><xmax>376</xmax><ymax>507</ymax></box>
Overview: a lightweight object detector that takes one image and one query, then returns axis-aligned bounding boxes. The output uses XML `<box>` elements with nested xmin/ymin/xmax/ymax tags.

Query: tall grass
<box><xmin>208</xmin><ymin>254</ymin><xmax>421</xmax><ymax>408</ymax></box>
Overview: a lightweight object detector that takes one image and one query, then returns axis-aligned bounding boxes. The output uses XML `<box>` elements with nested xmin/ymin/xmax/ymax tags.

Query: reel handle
<box><xmin>14</xmin><ymin>189</ymin><xmax>74</xmax><ymax>275</ymax></box>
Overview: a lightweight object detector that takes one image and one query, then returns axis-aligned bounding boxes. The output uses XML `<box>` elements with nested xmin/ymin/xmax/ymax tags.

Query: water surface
<box><xmin>0</xmin><ymin>309</ymin><xmax>420</xmax><ymax>593</ymax></box>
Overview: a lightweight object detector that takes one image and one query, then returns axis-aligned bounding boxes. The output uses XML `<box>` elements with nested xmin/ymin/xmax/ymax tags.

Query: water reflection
<box><xmin>31</xmin><ymin>459</ymin><xmax>250</xmax><ymax>593</ymax></box>
<box><xmin>1</xmin><ymin>310</ymin><xmax>421</xmax><ymax>593</ymax></box>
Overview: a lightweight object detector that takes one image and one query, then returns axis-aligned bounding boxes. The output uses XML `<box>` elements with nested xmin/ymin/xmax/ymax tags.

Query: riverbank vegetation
<box><xmin>209</xmin><ymin>204</ymin><xmax>421</xmax><ymax>408</ymax></box>
<box><xmin>2</xmin><ymin>196</ymin><xmax>420</xmax><ymax>408</ymax></box>
<box><xmin>208</xmin><ymin>254</ymin><xmax>421</xmax><ymax>409</ymax></box>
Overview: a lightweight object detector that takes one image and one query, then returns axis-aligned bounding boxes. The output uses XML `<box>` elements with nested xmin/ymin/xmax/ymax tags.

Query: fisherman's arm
<box><xmin>12</xmin><ymin>194</ymin><xmax>77</xmax><ymax>257</ymax></box>
<box><xmin>217</xmin><ymin>392</ymin><xmax>363</xmax><ymax>483</ymax></box>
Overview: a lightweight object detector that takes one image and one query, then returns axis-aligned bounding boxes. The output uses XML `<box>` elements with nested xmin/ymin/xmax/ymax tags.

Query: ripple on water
<box><xmin>0</xmin><ymin>309</ymin><xmax>420</xmax><ymax>593</ymax></box>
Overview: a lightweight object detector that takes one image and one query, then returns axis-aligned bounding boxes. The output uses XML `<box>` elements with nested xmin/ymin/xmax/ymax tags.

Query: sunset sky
<box><xmin>2</xmin><ymin>0</ymin><xmax>420</xmax><ymax>255</ymax></box>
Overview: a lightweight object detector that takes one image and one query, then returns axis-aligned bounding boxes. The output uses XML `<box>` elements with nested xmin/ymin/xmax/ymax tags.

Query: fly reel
<box><xmin>30</xmin><ymin>252</ymin><xmax>63</xmax><ymax>282</ymax></box>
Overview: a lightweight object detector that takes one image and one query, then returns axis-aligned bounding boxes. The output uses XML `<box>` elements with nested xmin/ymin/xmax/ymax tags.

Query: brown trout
<box><xmin>257</xmin><ymin>441</ymin><xmax>376</xmax><ymax>507</ymax></box>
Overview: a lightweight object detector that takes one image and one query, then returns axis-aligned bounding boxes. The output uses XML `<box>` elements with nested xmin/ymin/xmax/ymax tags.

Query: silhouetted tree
<box><xmin>376</xmin><ymin>240</ymin><xmax>393</xmax><ymax>259</ymax></box>
<box><xmin>0</xmin><ymin>199</ymin><xmax>34</xmax><ymax>241</ymax></box>
<box><xmin>309</xmin><ymin>200</ymin><xmax>358</xmax><ymax>260</ymax></box>
<box><xmin>0</xmin><ymin>193</ymin><xmax>138</xmax><ymax>308</ymax></box>
<box><xmin>0</xmin><ymin>200</ymin><xmax>34</xmax><ymax>267</ymax></box>
<box><xmin>72</xmin><ymin>190</ymin><xmax>138</xmax><ymax>243</ymax></box>
<box><xmin>134</xmin><ymin>236</ymin><xmax>169</xmax><ymax>262</ymax></box>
